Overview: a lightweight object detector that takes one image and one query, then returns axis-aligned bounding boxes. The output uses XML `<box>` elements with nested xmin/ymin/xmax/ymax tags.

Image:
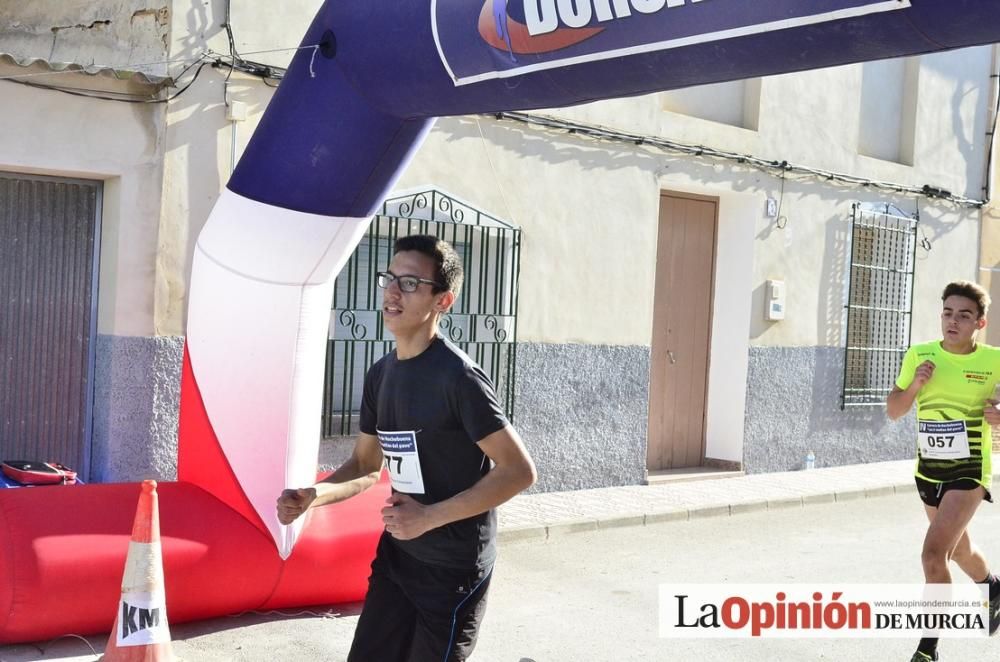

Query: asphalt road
<box><xmin>4</xmin><ymin>492</ymin><xmax>1000</xmax><ymax>661</ymax></box>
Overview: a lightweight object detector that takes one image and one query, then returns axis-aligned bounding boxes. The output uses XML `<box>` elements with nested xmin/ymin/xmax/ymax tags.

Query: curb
<box><xmin>497</xmin><ymin>480</ymin><xmax>918</xmax><ymax>544</ymax></box>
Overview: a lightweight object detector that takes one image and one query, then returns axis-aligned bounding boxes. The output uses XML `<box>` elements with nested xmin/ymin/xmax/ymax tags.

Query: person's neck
<box><xmin>394</xmin><ymin>324</ymin><xmax>439</xmax><ymax>360</ymax></box>
<box><xmin>941</xmin><ymin>338</ymin><xmax>976</xmax><ymax>355</ymax></box>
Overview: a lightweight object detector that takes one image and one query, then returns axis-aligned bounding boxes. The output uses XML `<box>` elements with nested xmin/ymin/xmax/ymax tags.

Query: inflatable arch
<box><xmin>3</xmin><ymin>0</ymin><xmax>1000</xmax><ymax>642</ymax></box>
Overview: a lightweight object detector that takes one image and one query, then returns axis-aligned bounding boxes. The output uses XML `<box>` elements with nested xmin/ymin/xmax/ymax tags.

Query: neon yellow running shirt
<box><xmin>895</xmin><ymin>340</ymin><xmax>1000</xmax><ymax>487</ymax></box>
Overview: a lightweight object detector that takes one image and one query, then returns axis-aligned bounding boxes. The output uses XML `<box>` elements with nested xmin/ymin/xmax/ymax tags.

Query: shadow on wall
<box><xmin>920</xmin><ymin>49</ymin><xmax>993</xmax><ymax>200</ymax></box>
<box><xmin>445</xmin><ymin>114</ymin><xmax>784</xmax><ymax>198</ymax></box>
<box><xmin>808</xmin><ymin>202</ymin><xmax>926</xmax><ymax>467</ymax></box>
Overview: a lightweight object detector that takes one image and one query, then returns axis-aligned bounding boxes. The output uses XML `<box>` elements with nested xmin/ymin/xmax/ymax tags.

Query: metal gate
<box><xmin>322</xmin><ymin>189</ymin><xmax>520</xmax><ymax>436</ymax></box>
<box><xmin>0</xmin><ymin>172</ymin><xmax>102</xmax><ymax>474</ymax></box>
<box><xmin>841</xmin><ymin>203</ymin><xmax>918</xmax><ymax>408</ymax></box>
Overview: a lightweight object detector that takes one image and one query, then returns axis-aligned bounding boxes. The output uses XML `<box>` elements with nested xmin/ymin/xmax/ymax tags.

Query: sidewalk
<box><xmin>497</xmin><ymin>459</ymin><xmax>927</xmax><ymax>542</ymax></box>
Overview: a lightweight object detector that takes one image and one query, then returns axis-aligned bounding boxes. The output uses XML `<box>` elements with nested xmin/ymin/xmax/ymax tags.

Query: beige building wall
<box><xmin>156</xmin><ymin>0</ymin><xmax>321</xmax><ymax>335</ymax></box>
<box><xmin>0</xmin><ymin>64</ymin><xmax>166</xmax><ymax>337</ymax></box>
<box><xmin>5</xmin><ymin>2</ymin><xmax>996</xmax><ymax>484</ymax></box>
<box><xmin>156</xmin><ymin>9</ymin><xmax>995</xmax><ymax>353</ymax></box>
<box><xmin>536</xmin><ymin>47</ymin><xmax>993</xmax><ymax>348</ymax></box>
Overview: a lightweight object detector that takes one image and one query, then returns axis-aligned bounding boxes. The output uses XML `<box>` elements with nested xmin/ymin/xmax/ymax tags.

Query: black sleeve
<box><xmin>452</xmin><ymin>362</ymin><xmax>509</xmax><ymax>444</ymax></box>
<box><xmin>359</xmin><ymin>361</ymin><xmax>382</xmax><ymax>435</ymax></box>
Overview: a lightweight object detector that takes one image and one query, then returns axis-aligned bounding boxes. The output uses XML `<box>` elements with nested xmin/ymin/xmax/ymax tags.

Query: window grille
<box><xmin>841</xmin><ymin>203</ymin><xmax>918</xmax><ymax>408</ymax></box>
<box><xmin>322</xmin><ymin>189</ymin><xmax>520</xmax><ymax>436</ymax></box>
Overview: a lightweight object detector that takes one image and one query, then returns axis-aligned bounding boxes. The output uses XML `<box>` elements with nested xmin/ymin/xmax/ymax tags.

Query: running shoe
<box><xmin>910</xmin><ymin>652</ymin><xmax>938</xmax><ymax>662</ymax></box>
<box><xmin>990</xmin><ymin>589</ymin><xmax>1000</xmax><ymax>635</ymax></box>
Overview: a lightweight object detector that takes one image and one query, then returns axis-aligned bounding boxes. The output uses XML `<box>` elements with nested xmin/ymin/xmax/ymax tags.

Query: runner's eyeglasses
<box><xmin>377</xmin><ymin>271</ymin><xmax>444</xmax><ymax>293</ymax></box>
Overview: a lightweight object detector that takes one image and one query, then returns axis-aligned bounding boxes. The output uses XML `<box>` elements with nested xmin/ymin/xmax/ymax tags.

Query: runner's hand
<box><xmin>382</xmin><ymin>493</ymin><xmax>436</xmax><ymax>540</ymax></box>
<box><xmin>911</xmin><ymin>360</ymin><xmax>935</xmax><ymax>389</ymax></box>
<box><xmin>985</xmin><ymin>399</ymin><xmax>1000</xmax><ymax>426</ymax></box>
<box><xmin>276</xmin><ymin>487</ymin><xmax>317</xmax><ymax>525</ymax></box>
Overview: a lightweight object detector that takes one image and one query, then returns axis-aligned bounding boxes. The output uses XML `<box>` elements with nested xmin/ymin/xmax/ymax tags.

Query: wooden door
<box><xmin>647</xmin><ymin>193</ymin><xmax>717</xmax><ymax>471</ymax></box>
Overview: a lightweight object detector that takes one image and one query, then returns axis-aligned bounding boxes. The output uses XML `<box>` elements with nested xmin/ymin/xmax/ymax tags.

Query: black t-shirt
<box><xmin>359</xmin><ymin>335</ymin><xmax>509</xmax><ymax>570</ymax></box>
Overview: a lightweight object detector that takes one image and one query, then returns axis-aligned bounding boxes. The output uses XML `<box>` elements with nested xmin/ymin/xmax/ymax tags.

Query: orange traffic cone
<box><xmin>101</xmin><ymin>480</ymin><xmax>176</xmax><ymax>661</ymax></box>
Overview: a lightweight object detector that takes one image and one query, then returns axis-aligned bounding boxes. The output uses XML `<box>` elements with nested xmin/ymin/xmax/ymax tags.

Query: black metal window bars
<box><xmin>841</xmin><ymin>203</ymin><xmax>918</xmax><ymax>408</ymax></box>
<box><xmin>322</xmin><ymin>189</ymin><xmax>521</xmax><ymax>436</ymax></box>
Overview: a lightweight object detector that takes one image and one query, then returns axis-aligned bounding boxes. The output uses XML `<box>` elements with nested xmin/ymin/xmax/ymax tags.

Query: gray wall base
<box><xmin>743</xmin><ymin>346</ymin><xmax>916</xmax><ymax>474</ymax></box>
<box><xmin>512</xmin><ymin>343</ymin><xmax>650</xmax><ymax>493</ymax></box>
<box><xmin>91</xmin><ymin>335</ymin><xmax>184</xmax><ymax>483</ymax></box>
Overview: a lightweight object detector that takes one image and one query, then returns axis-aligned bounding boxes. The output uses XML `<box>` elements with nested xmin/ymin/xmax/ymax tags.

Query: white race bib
<box><xmin>377</xmin><ymin>429</ymin><xmax>426</xmax><ymax>494</ymax></box>
<box><xmin>918</xmin><ymin>420</ymin><xmax>970</xmax><ymax>460</ymax></box>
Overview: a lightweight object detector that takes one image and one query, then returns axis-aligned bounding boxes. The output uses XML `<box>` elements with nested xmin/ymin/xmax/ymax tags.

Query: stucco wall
<box><xmin>393</xmin><ymin>48</ymin><xmax>993</xmax><ymax>351</ymax></box>
<box><xmin>0</xmin><ymin>1</ymin><xmax>169</xmax><ymax>74</ymax></box>
<box><xmin>743</xmin><ymin>346</ymin><xmax>915</xmax><ymax>473</ymax></box>
<box><xmin>513</xmin><ymin>343</ymin><xmax>650</xmax><ymax>492</ymax></box>
<box><xmin>91</xmin><ymin>335</ymin><xmax>184</xmax><ymax>482</ymax></box>
<box><xmin>0</xmin><ymin>70</ymin><xmax>166</xmax><ymax>338</ymax></box>
<box><xmin>8</xmin><ymin>3</ymin><xmax>994</xmax><ymax>483</ymax></box>
<box><xmin>156</xmin><ymin>0</ymin><xmax>324</xmax><ymax>335</ymax></box>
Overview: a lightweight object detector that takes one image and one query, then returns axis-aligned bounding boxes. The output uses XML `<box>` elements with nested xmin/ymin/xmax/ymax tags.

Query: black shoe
<box><xmin>910</xmin><ymin>652</ymin><xmax>938</xmax><ymax>662</ymax></box>
<box><xmin>990</xmin><ymin>590</ymin><xmax>1000</xmax><ymax>635</ymax></box>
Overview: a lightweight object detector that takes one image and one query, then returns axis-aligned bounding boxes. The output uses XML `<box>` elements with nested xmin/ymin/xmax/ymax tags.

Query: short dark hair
<box><xmin>942</xmin><ymin>280</ymin><xmax>990</xmax><ymax>318</ymax></box>
<box><xmin>393</xmin><ymin>234</ymin><xmax>464</xmax><ymax>296</ymax></box>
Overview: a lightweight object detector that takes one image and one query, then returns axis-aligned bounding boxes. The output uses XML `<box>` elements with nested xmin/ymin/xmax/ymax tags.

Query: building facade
<box><xmin>1</xmin><ymin>2</ymin><xmax>997</xmax><ymax>492</ymax></box>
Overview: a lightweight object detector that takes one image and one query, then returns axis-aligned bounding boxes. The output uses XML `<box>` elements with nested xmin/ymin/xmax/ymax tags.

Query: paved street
<box><xmin>6</xmin><ymin>487</ymin><xmax>1000</xmax><ymax>661</ymax></box>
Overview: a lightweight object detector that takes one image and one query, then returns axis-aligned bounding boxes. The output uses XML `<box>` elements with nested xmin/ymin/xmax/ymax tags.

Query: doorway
<box><xmin>647</xmin><ymin>192</ymin><xmax>718</xmax><ymax>471</ymax></box>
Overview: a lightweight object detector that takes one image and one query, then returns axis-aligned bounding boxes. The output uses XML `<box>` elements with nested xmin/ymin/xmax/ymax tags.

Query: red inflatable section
<box><xmin>0</xmin><ymin>346</ymin><xmax>388</xmax><ymax>644</ymax></box>
<box><xmin>176</xmin><ymin>346</ymin><xmax>268</xmax><ymax>536</ymax></box>
<box><xmin>0</xmin><ymin>478</ymin><xmax>387</xmax><ymax>643</ymax></box>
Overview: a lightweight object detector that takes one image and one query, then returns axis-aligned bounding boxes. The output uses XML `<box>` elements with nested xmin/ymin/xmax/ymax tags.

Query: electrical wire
<box><xmin>227</xmin><ymin>607</ymin><xmax>347</xmax><ymax>618</ymax></box>
<box><xmin>475</xmin><ymin>116</ymin><xmax>520</xmax><ymax>228</ymax></box>
<box><xmin>26</xmin><ymin>633</ymin><xmax>101</xmax><ymax>660</ymax></box>
<box><xmin>0</xmin><ymin>45</ymin><xmax>312</xmax><ymax>83</ymax></box>
<box><xmin>775</xmin><ymin>164</ymin><xmax>788</xmax><ymax>229</ymax></box>
<box><xmin>5</xmin><ymin>58</ymin><xmax>210</xmax><ymax>103</ymax></box>
<box><xmin>489</xmin><ymin>111</ymin><xmax>987</xmax><ymax>208</ymax></box>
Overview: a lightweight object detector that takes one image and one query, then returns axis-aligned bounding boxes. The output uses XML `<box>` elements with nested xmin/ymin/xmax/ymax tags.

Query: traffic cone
<box><xmin>101</xmin><ymin>480</ymin><xmax>176</xmax><ymax>661</ymax></box>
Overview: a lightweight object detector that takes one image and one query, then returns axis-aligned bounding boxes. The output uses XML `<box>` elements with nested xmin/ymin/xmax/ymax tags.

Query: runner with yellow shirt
<box><xmin>888</xmin><ymin>281</ymin><xmax>1000</xmax><ymax>662</ymax></box>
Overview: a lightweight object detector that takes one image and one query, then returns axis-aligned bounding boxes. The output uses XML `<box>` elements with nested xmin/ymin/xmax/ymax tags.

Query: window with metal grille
<box><xmin>322</xmin><ymin>189</ymin><xmax>520</xmax><ymax>436</ymax></box>
<box><xmin>841</xmin><ymin>203</ymin><xmax>918</xmax><ymax>408</ymax></box>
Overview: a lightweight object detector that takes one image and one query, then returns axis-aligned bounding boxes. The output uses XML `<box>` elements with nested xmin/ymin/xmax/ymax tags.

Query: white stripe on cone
<box><xmin>115</xmin><ymin>540</ymin><xmax>170</xmax><ymax>647</ymax></box>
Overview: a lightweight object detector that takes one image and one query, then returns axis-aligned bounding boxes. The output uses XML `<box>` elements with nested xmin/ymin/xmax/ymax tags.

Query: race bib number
<box><xmin>377</xmin><ymin>430</ymin><xmax>426</xmax><ymax>494</ymax></box>
<box><xmin>918</xmin><ymin>420</ymin><xmax>970</xmax><ymax>460</ymax></box>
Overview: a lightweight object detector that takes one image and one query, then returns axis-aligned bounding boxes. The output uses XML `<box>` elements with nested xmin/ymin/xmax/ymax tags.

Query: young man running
<box><xmin>277</xmin><ymin>234</ymin><xmax>536</xmax><ymax>661</ymax></box>
<box><xmin>887</xmin><ymin>281</ymin><xmax>1000</xmax><ymax>661</ymax></box>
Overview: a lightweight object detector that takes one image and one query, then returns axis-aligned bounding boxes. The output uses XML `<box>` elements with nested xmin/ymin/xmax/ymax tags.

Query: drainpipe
<box><xmin>979</xmin><ymin>44</ymin><xmax>1000</xmax><ymax>345</ymax></box>
<box><xmin>227</xmin><ymin>100</ymin><xmax>246</xmax><ymax>174</ymax></box>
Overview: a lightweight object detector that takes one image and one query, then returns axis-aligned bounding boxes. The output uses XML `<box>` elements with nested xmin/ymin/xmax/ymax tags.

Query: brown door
<box><xmin>647</xmin><ymin>193</ymin><xmax>717</xmax><ymax>471</ymax></box>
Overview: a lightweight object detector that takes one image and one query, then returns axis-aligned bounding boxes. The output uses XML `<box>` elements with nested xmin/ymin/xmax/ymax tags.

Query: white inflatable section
<box><xmin>187</xmin><ymin>189</ymin><xmax>370</xmax><ymax>558</ymax></box>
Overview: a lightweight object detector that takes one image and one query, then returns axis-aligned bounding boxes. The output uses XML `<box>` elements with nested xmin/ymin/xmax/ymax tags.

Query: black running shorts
<box><xmin>915</xmin><ymin>476</ymin><xmax>992</xmax><ymax>508</ymax></box>
<box><xmin>348</xmin><ymin>534</ymin><xmax>492</xmax><ymax>662</ymax></box>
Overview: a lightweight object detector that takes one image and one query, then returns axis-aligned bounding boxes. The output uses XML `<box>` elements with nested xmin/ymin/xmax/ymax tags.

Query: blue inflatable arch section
<box><xmin>234</xmin><ymin>0</ymin><xmax>1000</xmax><ymax>216</ymax></box>
<box><xmin>181</xmin><ymin>0</ymin><xmax>1000</xmax><ymax>560</ymax></box>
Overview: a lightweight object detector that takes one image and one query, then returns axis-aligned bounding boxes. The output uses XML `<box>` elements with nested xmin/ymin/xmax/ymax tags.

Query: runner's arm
<box><xmin>886</xmin><ymin>359</ymin><xmax>934</xmax><ymax>420</ymax></box>
<box><xmin>886</xmin><ymin>385</ymin><xmax>918</xmax><ymax>420</ymax></box>
<box><xmin>276</xmin><ymin>432</ymin><xmax>384</xmax><ymax>524</ymax></box>
<box><xmin>385</xmin><ymin>425</ymin><xmax>536</xmax><ymax>539</ymax></box>
<box><xmin>431</xmin><ymin>425</ymin><xmax>536</xmax><ymax>524</ymax></box>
